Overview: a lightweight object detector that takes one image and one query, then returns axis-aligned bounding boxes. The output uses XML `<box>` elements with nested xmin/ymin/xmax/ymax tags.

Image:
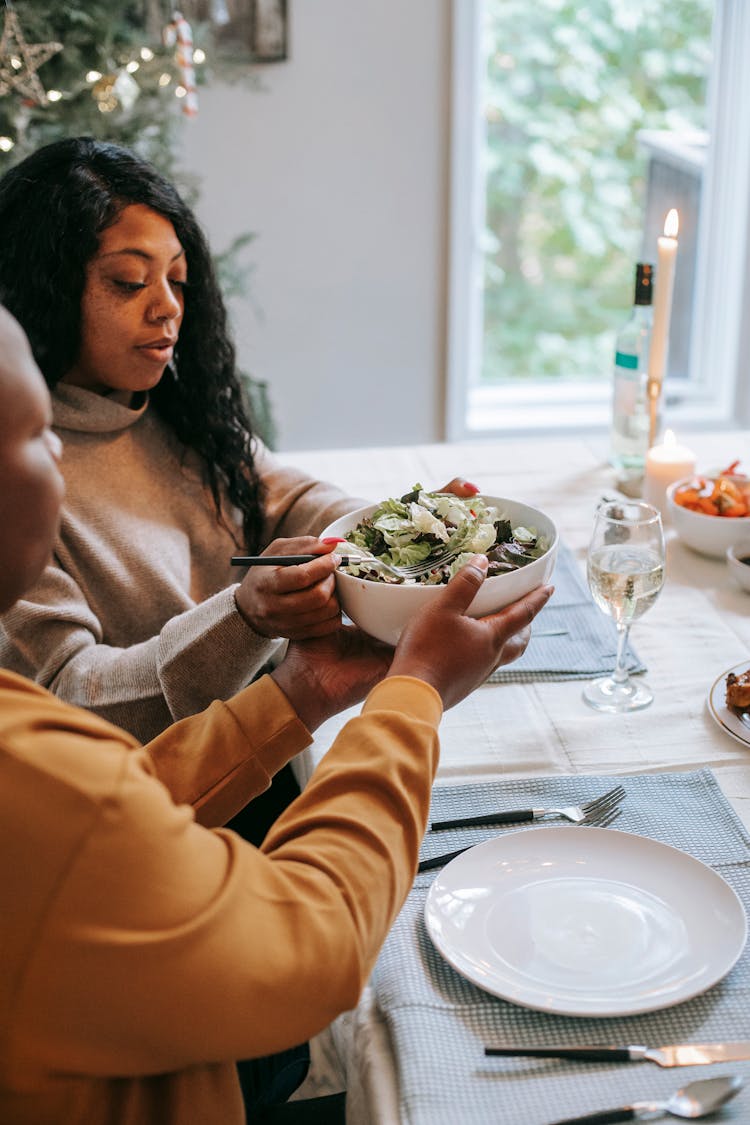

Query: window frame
<box><xmin>446</xmin><ymin>0</ymin><xmax>750</xmax><ymax>442</ymax></box>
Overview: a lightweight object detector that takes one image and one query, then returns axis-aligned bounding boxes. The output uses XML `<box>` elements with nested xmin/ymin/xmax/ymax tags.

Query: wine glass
<box><xmin>583</xmin><ymin>499</ymin><xmax>665</xmax><ymax>713</ymax></box>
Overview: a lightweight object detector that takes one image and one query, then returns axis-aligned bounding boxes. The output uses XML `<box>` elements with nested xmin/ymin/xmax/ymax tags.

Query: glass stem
<box><xmin>613</xmin><ymin>623</ymin><xmax>631</xmax><ymax>684</ymax></box>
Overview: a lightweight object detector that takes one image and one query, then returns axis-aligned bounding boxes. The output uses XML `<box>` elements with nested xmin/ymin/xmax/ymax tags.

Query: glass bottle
<box><xmin>609</xmin><ymin>262</ymin><xmax>654</xmax><ymax>476</ymax></box>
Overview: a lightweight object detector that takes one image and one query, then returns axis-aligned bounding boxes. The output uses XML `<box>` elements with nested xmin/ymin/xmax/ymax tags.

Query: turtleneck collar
<box><xmin>52</xmin><ymin>384</ymin><xmax>150</xmax><ymax>434</ymax></box>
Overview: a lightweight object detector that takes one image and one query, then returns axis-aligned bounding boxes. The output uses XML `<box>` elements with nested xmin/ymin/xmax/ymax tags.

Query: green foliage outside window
<box><xmin>482</xmin><ymin>0</ymin><xmax>712</xmax><ymax>383</ymax></box>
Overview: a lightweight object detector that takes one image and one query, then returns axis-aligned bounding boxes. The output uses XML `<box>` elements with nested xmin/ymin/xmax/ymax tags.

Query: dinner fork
<box><xmin>339</xmin><ymin>542</ymin><xmax>463</xmax><ymax>579</ymax></box>
<box><xmin>418</xmin><ymin>798</ymin><xmax>623</xmax><ymax>873</ymax></box>
<box><xmin>230</xmin><ymin>543</ymin><xmax>463</xmax><ymax>579</ymax></box>
<box><xmin>429</xmin><ymin>785</ymin><xmax>626</xmax><ymax>832</ymax></box>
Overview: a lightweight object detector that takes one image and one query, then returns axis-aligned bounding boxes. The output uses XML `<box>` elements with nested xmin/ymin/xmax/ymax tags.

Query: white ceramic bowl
<box><xmin>727</xmin><ymin>540</ymin><xmax>750</xmax><ymax>592</ymax></box>
<box><xmin>321</xmin><ymin>495</ymin><xmax>558</xmax><ymax>645</ymax></box>
<box><xmin>666</xmin><ymin>476</ymin><xmax>750</xmax><ymax>559</ymax></box>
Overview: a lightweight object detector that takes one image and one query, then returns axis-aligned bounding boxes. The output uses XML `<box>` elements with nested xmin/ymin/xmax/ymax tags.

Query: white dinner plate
<box><xmin>424</xmin><ymin>826</ymin><xmax>746</xmax><ymax>1017</ymax></box>
<box><xmin>708</xmin><ymin>661</ymin><xmax>750</xmax><ymax>748</ymax></box>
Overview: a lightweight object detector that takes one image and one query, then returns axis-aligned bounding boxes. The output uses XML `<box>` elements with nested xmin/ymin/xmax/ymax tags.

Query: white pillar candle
<box><xmin>643</xmin><ymin>429</ymin><xmax>696</xmax><ymax>517</ymax></box>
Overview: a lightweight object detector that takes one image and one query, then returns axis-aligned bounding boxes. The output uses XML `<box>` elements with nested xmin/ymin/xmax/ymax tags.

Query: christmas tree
<box><xmin>0</xmin><ymin>1</ymin><xmax>205</xmax><ymax>178</ymax></box>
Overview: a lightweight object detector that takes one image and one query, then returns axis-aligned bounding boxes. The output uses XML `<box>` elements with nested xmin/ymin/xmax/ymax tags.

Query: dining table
<box><xmin>284</xmin><ymin>428</ymin><xmax>750</xmax><ymax>1124</ymax></box>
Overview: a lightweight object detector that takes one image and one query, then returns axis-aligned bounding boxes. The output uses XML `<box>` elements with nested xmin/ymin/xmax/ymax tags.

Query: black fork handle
<box><xmin>430</xmin><ymin>808</ymin><xmax>536</xmax><ymax>831</ymax></box>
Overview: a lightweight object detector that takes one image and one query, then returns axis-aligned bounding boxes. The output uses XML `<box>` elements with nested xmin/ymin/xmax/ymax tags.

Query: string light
<box><xmin>92</xmin><ymin>73</ymin><xmax>117</xmax><ymax>113</ymax></box>
<box><xmin>193</xmin><ymin>48</ymin><xmax>205</xmax><ymax>64</ymax></box>
<box><xmin>47</xmin><ymin>88</ymin><xmax>61</xmax><ymax>101</ymax></box>
<box><xmin>0</xmin><ymin>136</ymin><xmax>14</xmax><ymax>152</ymax></box>
<box><xmin>125</xmin><ymin>60</ymin><xmax>139</xmax><ymax>73</ymax></box>
<box><xmin>174</xmin><ymin>84</ymin><xmax>186</xmax><ymax>98</ymax></box>
<box><xmin>158</xmin><ymin>72</ymin><xmax>171</xmax><ymax>86</ymax></box>
<box><xmin>140</xmin><ymin>46</ymin><xmax>154</xmax><ymax>61</ymax></box>
<box><xmin>86</xmin><ymin>70</ymin><xmax>102</xmax><ymax>82</ymax></box>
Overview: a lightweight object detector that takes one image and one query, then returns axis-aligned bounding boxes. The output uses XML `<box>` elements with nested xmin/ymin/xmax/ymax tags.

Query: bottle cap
<box><xmin>634</xmin><ymin>262</ymin><xmax>654</xmax><ymax>306</ymax></box>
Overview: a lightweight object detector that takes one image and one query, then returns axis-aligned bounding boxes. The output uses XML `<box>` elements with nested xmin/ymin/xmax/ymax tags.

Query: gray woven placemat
<box><xmin>372</xmin><ymin>770</ymin><xmax>750</xmax><ymax>1124</ymax></box>
<box><xmin>487</xmin><ymin>541</ymin><xmax>645</xmax><ymax>682</ymax></box>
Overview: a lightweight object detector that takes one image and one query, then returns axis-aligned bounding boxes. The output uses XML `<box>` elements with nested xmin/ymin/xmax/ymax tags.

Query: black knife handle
<box><xmin>547</xmin><ymin>1110</ymin><xmax>636</xmax><ymax>1125</ymax></box>
<box><xmin>418</xmin><ymin>847</ymin><xmax>468</xmax><ymax>872</ymax></box>
<box><xmin>430</xmin><ymin>808</ymin><xmax>536</xmax><ymax>831</ymax></box>
<box><xmin>485</xmin><ymin>1047</ymin><xmax>633</xmax><ymax>1062</ymax></box>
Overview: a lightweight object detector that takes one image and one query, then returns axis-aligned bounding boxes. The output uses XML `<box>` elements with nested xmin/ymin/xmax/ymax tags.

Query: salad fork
<box><xmin>340</xmin><ymin>542</ymin><xmax>463</xmax><ymax>579</ymax></box>
<box><xmin>429</xmin><ymin>784</ymin><xmax>626</xmax><ymax>832</ymax></box>
<box><xmin>229</xmin><ymin>545</ymin><xmax>461</xmax><ymax>577</ymax></box>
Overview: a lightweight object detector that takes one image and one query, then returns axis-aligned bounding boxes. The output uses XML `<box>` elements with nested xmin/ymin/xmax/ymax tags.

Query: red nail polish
<box><xmin>321</xmin><ymin>536</ymin><xmax>347</xmax><ymax>544</ymax></box>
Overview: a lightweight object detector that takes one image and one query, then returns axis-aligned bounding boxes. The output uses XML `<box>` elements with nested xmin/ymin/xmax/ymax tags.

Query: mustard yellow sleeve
<box><xmin>14</xmin><ymin>677</ymin><xmax>442</xmax><ymax>1073</ymax></box>
<box><xmin>144</xmin><ymin>673</ymin><xmax>313</xmax><ymax>827</ymax></box>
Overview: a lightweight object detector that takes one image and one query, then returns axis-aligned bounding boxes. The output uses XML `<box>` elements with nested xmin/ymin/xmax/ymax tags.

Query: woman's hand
<box><xmin>388</xmin><ymin>556</ymin><xmax>553</xmax><ymax>710</ymax></box>
<box><xmin>268</xmin><ymin>554</ymin><xmax>552</xmax><ymax>728</ymax></box>
<box><xmin>439</xmin><ymin>477</ymin><xmax>480</xmax><ymax>497</ymax></box>
<box><xmin>234</xmin><ymin>536</ymin><xmax>342</xmax><ymax>639</ymax></box>
<box><xmin>270</xmin><ymin>626</ymin><xmax>392</xmax><ymax>732</ymax></box>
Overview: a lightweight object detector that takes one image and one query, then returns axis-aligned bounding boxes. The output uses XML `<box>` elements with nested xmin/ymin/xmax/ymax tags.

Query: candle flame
<box><xmin>664</xmin><ymin>209</ymin><xmax>679</xmax><ymax>239</ymax></box>
<box><xmin>664</xmin><ymin>428</ymin><xmax>676</xmax><ymax>448</ymax></box>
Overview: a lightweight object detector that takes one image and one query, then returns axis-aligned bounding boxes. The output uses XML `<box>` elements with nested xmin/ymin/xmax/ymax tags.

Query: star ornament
<box><xmin>0</xmin><ymin>9</ymin><xmax>62</xmax><ymax>106</ymax></box>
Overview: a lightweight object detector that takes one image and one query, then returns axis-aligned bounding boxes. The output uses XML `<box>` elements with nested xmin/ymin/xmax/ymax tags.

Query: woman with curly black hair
<box><xmin>0</xmin><ymin>136</ymin><xmax>366</xmax><ymax>753</ymax></box>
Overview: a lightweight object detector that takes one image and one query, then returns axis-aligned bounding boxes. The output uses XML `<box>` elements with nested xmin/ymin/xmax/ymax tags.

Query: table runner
<box><xmin>487</xmin><ymin>541</ymin><xmax>644</xmax><ymax>682</ymax></box>
<box><xmin>372</xmin><ymin>770</ymin><xmax>750</xmax><ymax>1124</ymax></box>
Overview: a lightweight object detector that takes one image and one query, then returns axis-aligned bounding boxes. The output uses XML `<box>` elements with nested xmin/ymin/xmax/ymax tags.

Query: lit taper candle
<box><xmin>647</xmin><ymin>208</ymin><xmax>679</xmax><ymax>447</ymax></box>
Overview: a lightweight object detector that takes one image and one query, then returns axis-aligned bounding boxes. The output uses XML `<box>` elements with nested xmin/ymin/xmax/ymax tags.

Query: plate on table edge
<box><xmin>424</xmin><ymin>825</ymin><xmax>746</xmax><ymax>1018</ymax></box>
<box><xmin>708</xmin><ymin>661</ymin><xmax>750</xmax><ymax>748</ymax></box>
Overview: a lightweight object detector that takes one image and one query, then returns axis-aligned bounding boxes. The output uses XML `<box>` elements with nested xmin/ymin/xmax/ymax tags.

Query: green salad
<box><xmin>342</xmin><ymin>484</ymin><xmax>549</xmax><ymax>585</ymax></box>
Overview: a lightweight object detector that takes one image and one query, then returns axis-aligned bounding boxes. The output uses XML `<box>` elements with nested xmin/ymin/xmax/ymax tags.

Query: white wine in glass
<box><xmin>583</xmin><ymin>500</ymin><xmax>665</xmax><ymax>713</ymax></box>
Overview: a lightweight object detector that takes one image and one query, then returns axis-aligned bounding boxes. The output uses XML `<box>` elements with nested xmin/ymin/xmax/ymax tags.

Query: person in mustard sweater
<box><xmin>0</xmin><ymin>303</ymin><xmax>552</xmax><ymax>1124</ymax></box>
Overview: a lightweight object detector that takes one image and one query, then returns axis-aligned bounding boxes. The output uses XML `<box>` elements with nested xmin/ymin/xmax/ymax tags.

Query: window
<box><xmin>447</xmin><ymin>0</ymin><xmax>750</xmax><ymax>440</ymax></box>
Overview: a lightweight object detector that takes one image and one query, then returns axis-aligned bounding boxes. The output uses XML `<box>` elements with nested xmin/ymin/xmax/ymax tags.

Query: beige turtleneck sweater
<box><xmin>0</xmin><ymin>385</ymin><xmax>362</xmax><ymax>742</ymax></box>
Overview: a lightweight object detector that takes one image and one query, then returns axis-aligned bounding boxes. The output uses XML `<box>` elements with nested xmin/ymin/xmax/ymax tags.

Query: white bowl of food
<box><xmin>666</xmin><ymin>469</ymin><xmax>750</xmax><ymax>559</ymax></box>
<box><xmin>321</xmin><ymin>488</ymin><xmax>558</xmax><ymax>645</ymax></box>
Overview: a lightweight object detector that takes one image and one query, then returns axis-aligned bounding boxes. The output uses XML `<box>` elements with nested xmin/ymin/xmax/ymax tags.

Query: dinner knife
<box><xmin>483</xmin><ymin>1042</ymin><xmax>750</xmax><ymax>1067</ymax></box>
<box><xmin>418</xmin><ymin>847</ymin><xmax>467</xmax><ymax>873</ymax></box>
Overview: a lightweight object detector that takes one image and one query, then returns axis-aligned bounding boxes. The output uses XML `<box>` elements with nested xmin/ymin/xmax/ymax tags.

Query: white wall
<box><xmin>182</xmin><ymin>0</ymin><xmax>451</xmax><ymax>451</ymax></box>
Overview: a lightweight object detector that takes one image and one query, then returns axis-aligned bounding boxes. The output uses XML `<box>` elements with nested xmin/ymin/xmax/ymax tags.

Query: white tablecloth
<box><xmin>284</xmin><ymin>431</ymin><xmax>750</xmax><ymax>1123</ymax></box>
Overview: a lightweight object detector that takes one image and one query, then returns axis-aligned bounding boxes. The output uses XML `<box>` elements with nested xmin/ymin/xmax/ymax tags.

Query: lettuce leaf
<box><xmin>343</xmin><ymin>484</ymin><xmax>548</xmax><ymax>585</ymax></box>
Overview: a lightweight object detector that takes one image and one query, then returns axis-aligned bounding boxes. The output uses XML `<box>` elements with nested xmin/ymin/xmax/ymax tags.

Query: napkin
<box><xmin>372</xmin><ymin>770</ymin><xmax>750</xmax><ymax>1125</ymax></box>
<box><xmin>487</xmin><ymin>541</ymin><xmax>645</xmax><ymax>682</ymax></box>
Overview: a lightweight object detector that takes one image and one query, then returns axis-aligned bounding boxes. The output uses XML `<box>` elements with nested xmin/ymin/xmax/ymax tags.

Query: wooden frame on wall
<box><xmin>176</xmin><ymin>1</ymin><xmax>289</xmax><ymax>64</ymax></box>
<box><xmin>250</xmin><ymin>0</ymin><xmax>288</xmax><ymax>62</ymax></box>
